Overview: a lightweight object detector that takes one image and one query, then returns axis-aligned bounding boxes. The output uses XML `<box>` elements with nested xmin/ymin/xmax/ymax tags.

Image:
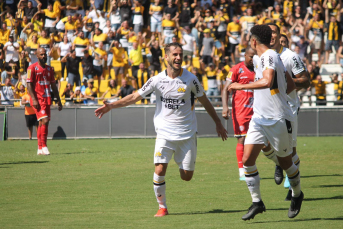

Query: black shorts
<box><xmin>25</xmin><ymin>114</ymin><xmax>38</xmax><ymax>128</ymax></box>
<box><xmin>229</xmin><ymin>43</ymin><xmax>238</xmax><ymax>54</ymax></box>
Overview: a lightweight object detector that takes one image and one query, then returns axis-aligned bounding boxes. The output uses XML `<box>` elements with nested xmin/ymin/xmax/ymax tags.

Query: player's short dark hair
<box><xmin>280</xmin><ymin>34</ymin><xmax>289</xmax><ymax>45</ymax></box>
<box><xmin>266</xmin><ymin>22</ymin><xmax>280</xmax><ymax>34</ymax></box>
<box><xmin>165</xmin><ymin>43</ymin><xmax>183</xmax><ymax>55</ymax></box>
<box><xmin>250</xmin><ymin>25</ymin><xmax>272</xmax><ymax>46</ymax></box>
<box><xmin>245</xmin><ymin>45</ymin><xmax>255</xmax><ymax>54</ymax></box>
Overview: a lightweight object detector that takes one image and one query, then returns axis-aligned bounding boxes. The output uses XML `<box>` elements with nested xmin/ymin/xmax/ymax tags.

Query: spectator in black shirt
<box><xmin>119</xmin><ymin>0</ymin><xmax>132</xmax><ymax>25</ymax></box>
<box><xmin>147</xmin><ymin>34</ymin><xmax>162</xmax><ymax>72</ymax></box>
<box><xmin>82</xmin><ymin>50</ymin><xmax>94</xmax><ymax>80</ymax></box>
<box><xmin>61</xmin><ymin>49</ymin><xmax>81</xmax><ymax>86</ymax></box>
<box><xmin>164</xmin><ymin>0</ymin><xmax>179</xmax><ymax>21</ymax></box>
<box><xmin>179</xmin><ymin>0</ymin><xmax>192</xmax><ymax>28</ymax></box>
<box><xmin>118</xmin><ymin>79</ymin><xmax>134</xmax><ymax>98</ymax></box>
<box><xmin>24</xmin><ymin>1</ymin><xmax>38</xmax><ymax>21</ymax></box>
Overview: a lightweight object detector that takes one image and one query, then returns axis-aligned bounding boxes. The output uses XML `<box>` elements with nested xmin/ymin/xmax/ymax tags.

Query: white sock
<box><xmin>153</xmin><ymin>173</ymin><xmax>167</xmax><ymax>209</ymax></box>
<box><xmin>244</xmin><ymin>165</ymin><xmax>261</xmax><ymax>202</ymax></box>
<box><xmin>289</xmin><ymin>153</ymin><xmax>301</xmax><ymax>190</ymax></box>
<box><xmin>239</xmin><ymin>168</ymin><xmax>245</xmax><ymax>177</ymax></box>
<box><xmin>285</xmin><ymin>163</ymin><xmax>301</xmax><ymax>197</ymax></box>
<box><xmin>262</xmin><ymin>147</ymin><xmax>280</xmax><ymax>166</ymax></box>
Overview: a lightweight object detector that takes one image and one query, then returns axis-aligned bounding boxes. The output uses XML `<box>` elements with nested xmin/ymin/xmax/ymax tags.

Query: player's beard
<box><xmin>167</xmin><ymin>58</ymin><xmax>181</xmax><ymax>71</ymax></box>
<box><xmin>39</xmin><ymin>57</ymin><xmax>47</xmax><ymax>65</ymax></box>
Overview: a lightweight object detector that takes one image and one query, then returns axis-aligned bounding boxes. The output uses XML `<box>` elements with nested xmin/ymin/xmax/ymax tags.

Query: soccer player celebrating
<box><xmin>229</xmin><ymin>25</ymin><xmax>304</xmax><ymax>220</ymax></box>
<box><xmin>263</xmin><ymin>23</ymin><xmax>310</xmax><ymax>200</ymax></box>
<box><xmin>27</xmin><ymin>48</ymin><xmax>62</xmax><ymax>155</ymax></box>
<box><xmin>222</xmin><ymin>47</ymin><xmax>256</xmax><ymax>180</ymax></box>
<box><xmin>95</xmin><ymin>42</ymin><xmax>228</xmax><ymax>217</ymax></box>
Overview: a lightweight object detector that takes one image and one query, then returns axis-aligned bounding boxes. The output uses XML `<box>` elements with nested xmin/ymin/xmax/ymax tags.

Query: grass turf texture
<box><xmin>1</xmin><ymin>137</ymin><xmax>342</xmax><ymax>228</ymax></box>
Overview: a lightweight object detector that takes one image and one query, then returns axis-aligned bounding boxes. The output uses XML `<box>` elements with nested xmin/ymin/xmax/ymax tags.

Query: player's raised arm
<box><xmin>94</xmin><ymin>92</ymin><xmax>143</xmax><ymax>119</ymax></box>
<box><xmin>197</xmin><ymin>94</ymin><xmax>228</xmax><ymax>141</ymax></box>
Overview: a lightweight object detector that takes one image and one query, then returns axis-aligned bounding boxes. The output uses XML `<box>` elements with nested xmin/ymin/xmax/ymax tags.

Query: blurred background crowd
<box><xmin>0</xmin><ymin>0</ymin><xmax>343</xmax><ymax>107</ymax></box>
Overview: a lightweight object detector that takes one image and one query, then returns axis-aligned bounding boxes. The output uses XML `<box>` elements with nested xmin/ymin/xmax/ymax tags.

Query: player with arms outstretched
<box><xmin>27</xmin><ymin>48</ymin><xmax>62</xmax><ymax>155</ymax></box>
<box><xmin>95</xmin><ymin>43</ymin><xmax>228</xmax><ymax>217</ymax></box>
<box><xmin>229</xmin><ymin>25</ymin><xmax>304</xmax><ymax>221</ymax></box>
<box><xmin>222</xmin><ymin>47</ymin><xmax>256</xmax><ymax>180</ymax></box>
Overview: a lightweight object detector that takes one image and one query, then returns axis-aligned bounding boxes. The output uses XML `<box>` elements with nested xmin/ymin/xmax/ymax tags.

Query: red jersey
<box><xmin>226</xmin><ymin>62</ymin><xmax>255</xmax><ymax>120</ymax></box>
<box><xmin>27</xmin><ymin>62</ymin><xmax>55</xmax><ymax>106</ymax></box>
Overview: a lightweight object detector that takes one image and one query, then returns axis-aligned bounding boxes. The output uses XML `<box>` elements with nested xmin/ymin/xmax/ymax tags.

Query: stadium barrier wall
<box><xmin>0</xmin><ymin>112</ymin><xmax>5</xmax><ymax>141</ymax></box>
<box><xmin>5</xmin><ymin>106</ymin><xmax>343</xmax><ymax>140</ymax></box>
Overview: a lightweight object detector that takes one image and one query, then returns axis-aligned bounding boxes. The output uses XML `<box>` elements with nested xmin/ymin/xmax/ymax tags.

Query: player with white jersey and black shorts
<box><xmin>95</xmin><ymin>43</ymin><xmax>228</xmax><ymax>217</ymax></box>
<box><xmin>229</xmin><ymin>25</ymin><xmax>304</xmax><ymax>221</ymax></box>
<box><xmin>262</xmin><ymin>23</ymin><xmax>310</xmax><ymax>200</ymax></box>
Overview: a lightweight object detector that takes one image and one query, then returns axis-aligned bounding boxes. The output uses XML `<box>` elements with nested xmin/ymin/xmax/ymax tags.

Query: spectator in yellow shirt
<box><xmin>84</xmin><ymin>78</ymin><xmax>98</xmax><ymax>105</ymax></box>
<box><xmin>312</xmin><ymin>75</ymin><xmax>330</xmax><ymax>106</ymax></box>
<box><xmin>128</xmin><ymin>37</ymin><xmax>144</xmax><ymax>89</ymax></box>
<box><xmin>109</xmin><ymin>39</ymin><xmax>128</xmax><ymax>83</ymax></box>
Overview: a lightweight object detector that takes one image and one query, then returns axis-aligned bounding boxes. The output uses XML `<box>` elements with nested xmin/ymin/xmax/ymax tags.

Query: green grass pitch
<box><xmin>1</xmin><ymin>137</ymin><xmax>342</xmax><ymax>228</ymax></box>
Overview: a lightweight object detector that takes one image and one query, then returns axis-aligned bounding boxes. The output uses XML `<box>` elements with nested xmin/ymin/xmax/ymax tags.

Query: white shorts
<box><xmin>291</xmin><ymin>115</ymin><xmax>298</xmax><ymax>148</ymax></box>
<box><xmin>154</xmin><ymin>134</ymin><xmax>197</xmax><ymax>171</ymax></box>
<box><xmin>245</xmin><ymin>119</ymin><xmax>293</xmax><ymax>157</ymax></box>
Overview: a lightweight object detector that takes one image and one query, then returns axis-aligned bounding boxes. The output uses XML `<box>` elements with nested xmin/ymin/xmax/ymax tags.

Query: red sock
<box><xmin>236</xmin><ymin>143</ymin><xmax>244</xmax><ymax>169</ymax></box>
<box><xmin>37</xmin><ymin>125</ymin><xmax>42</xmax><ymax>149</ymax></box>
<box><xmin>40</xmin><ymin>124</ymin><xmax>48</xmax><ymax>147</ymax></box>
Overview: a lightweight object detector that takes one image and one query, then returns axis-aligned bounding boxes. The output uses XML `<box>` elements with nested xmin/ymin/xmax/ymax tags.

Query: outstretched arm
<box><xmin>95</xmin><ymin>91</ymin><xmax>143</xmax><ymax>118</ymax></box>
<box><xmin>197</xmin><ymin>94</ymin><xmax>228</xmax><ymax>141</ymax></box>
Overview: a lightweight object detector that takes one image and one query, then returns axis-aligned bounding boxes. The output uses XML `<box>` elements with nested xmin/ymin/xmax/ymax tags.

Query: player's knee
<box><xmin>181</xmin><ymin>174</ymin><xmax>193</xmax><ymax>181</ymax></box>
<box><xmin>180</xmin><ymin>170</ymin><xmax>193</xmax><ymax>181</ymax></box>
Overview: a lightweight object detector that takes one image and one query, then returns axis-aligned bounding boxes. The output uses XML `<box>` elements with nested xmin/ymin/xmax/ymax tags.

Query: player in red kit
<box><xmin>27</xmin><ymin>48</ymin><xmax>62</xmax><ymax>155</ymax></box>
<box><xmin>222</xmin><ymin>47</ymin><xmax>256</xmax><ymax>180</ymax></box>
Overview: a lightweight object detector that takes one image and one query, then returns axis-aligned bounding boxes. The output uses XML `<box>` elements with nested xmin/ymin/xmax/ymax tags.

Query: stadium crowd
<box><xmin>0</xmin><ymin>0</ymin><xmax>343</xmax><ymax>106</ymax></box>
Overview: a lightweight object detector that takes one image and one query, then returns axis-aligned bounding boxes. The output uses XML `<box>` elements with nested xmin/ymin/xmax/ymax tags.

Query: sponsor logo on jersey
<box><xmin>161</xmin><ymin>96</ymin><xmax>185</xmax><ymax>110</ymax></box>
<box><xmin>141</xmin><ymin>78</ymin><xmax>153</xmax><ymax>91</ymax></box>
<box><xmin>240</xmin><ymin>76</ymin><xmax>248</xmax><ymax>79</ymax></box>
<box><xmin>238</xmin><ymin>68</ymin><xmax>244</xmax><ymax>73</ymax></box>
<box><xmin>155</xmin><ymin>151</ymin><xmax>162</xmax><ymax>157</ymax></box>
<box><xmin>269</xmin><ymin>56</ymin><xmax>274</xmax><ymax>66</ymax></box>
<box><xmin>160</xmin><ymin>81</ymin><xmax>169</xmax><ymax>83</ymax></box>
<box><xmin>177</xmin><ymin>87</ymin><xmax>186</xmax><ymax>93</ymax></box>
<box><xmin>227</xmin><ymin>71</ymin><xmax>233</xmax><ymax>80</ymax></box>
<box><xmin>193</xmin><ymin>80</ymin><xmax>200</xmax><ymax>93</ymax></box>
<box><xmin>27</xmin><ymin>69</ymin><xmax>31</xmax><ymax>80</ymax></box>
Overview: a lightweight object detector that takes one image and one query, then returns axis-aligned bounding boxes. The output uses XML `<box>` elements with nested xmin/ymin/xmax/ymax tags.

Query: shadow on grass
<box><xmin>250</xmin><ymin>216</ymin><xmax>343</xmax><ymax>224</ymax></box>
<box><xmin>301</xmin><ymin>174</ymin><xmax>342</xmax><ymax>178</ymax></box>
<box><xmin>316</xmin><ymin>184</ymin><xmax>343</xmax><ymax>188</ymax></box>
<box><xmin>304</xmin><ymin>195</ymin><xmax>343</xmax><ymax>201</ymax></box>
<box><xmin>169</xmin><ymin>208</ymin><xmax>288</xmax><ymax>216</ymax></box>
<box><xmin>59</xmin><ymin>151</ymin><xmax>100</xmax><ymax>155</ymax></box>
<box><xmin>0</xmin><ymin>161</ymin><xmax>49</xmax><ymax>166</ymax></box>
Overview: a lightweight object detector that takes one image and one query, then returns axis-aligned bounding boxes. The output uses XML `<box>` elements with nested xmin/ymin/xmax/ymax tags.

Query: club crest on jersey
<box><xmin>238</xmin><ymin>68</ymin><xmax>244</xmax><ymax>73</ymax></box>
<box><xmin>35</xmin><ymin>67</ymin><xmax>39</xmax><ymax>71</ymax></box>
<box><xmin>239</xmin><ymin>126</ymin><xmax>245</xmax><ymax>131</ymax></box>
<box><xmin>177</xmin><ymin>86</ymin><xmax>186</xmax><ymax>93</ymax></box>
<box><xmin>41</xmin><ymin>110</ymin><xmax>45</xmax><ymax>114</ymax></box>
<box><xmin>47</xmin><ymin>67</ymin><xmax>50</xmax><ymax>71</ymax></box>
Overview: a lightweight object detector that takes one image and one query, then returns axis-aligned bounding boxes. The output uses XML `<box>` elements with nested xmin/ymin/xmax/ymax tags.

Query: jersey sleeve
<box><xmin>226</xmin><ymin>67</ymin><xmax>237</xmax><ymax>82</ymax></box>
<box><xmin>138</xmin><ymin>76</ymin><xmax>155</xmax><ymax>98</ymax></box>
<box><xmin>261</xmin><ymin>51</ymin><xmax>276</xmax><ymax>72</ymax></box>
<box><xmin>191</xmin><ymin>75</ymin><xmax>205</xmax><ymax>97</ymax></box>
<box><xmin>26</xmin><ymin>65</ymin><xmax>35</xmax><ymax>83</ymax></box>
<box><xmin>291</xmin><ymin>53</ymin><xmax>306</xmax><ymax>76</ymax></box>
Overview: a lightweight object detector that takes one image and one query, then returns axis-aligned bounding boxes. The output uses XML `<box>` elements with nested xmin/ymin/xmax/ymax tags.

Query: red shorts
<box><xmin>232</xmin><ymin>117</ymin><xmax>251</xmax><ymax>137</ymax></box>
<box><xmin>32</xmin><ymin>103</ymin><xmax>51</xmax><ymax>121</ymax></box>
